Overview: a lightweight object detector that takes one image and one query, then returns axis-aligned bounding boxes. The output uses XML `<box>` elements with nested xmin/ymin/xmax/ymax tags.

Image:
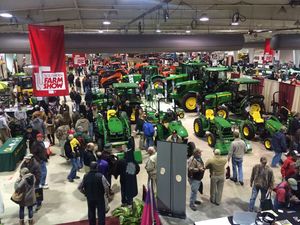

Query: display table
<box><xmin>0</xmin><ymin>137</ymin><xmax>26</xmax><ymax>172</ymax></box>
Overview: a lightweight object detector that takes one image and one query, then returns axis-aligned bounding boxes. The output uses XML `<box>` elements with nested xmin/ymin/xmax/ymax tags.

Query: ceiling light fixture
<box><xmin>103</xmin><ymin>20</ymin><xmax>111</xmax><ymax>25</ymax></box>
<box><xmin>268</xmin><ymin>30</ymin><xmax>273</xmax><ymax>33</ymax></box>
<box><xmin>156</xmin><ymin>29</ymin><xmax>161</xmax><ymax>33</ymax></box>
<box><xmin>186</xmin><ymin>30</ymin><xmax>191</xmax><ymax>33</ymax></box>
<box><xmin>231</xmin><ymin>12</ymin><xmax>240</xmax><ymax>26</ymax></box>
<box><xmin>0</xmin><ymin>13</ymin><xmax>13</xmax><ymax>18</ymax></box>
<box><xmin>231</xmin><ymin>22</ymin><xmax>239</xmax><ymax>26</ymax></box>
<box><xmin>98</xmin><ymin>30</ymin><xmax>104</xmax><ymax>33</ymax></box>
<box><xmin>199</xmin><ymin>14</ymin><xmax>209</xmax><ymax>22</ymax></box>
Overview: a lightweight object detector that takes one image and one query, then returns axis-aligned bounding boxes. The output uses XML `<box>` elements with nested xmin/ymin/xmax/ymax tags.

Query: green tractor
<box><xmin>239</xmin><ymin>115</ymin><xmax>283</xmax><ymax>150</ymax></box>
<box><xmin>142</xmin><ymin>65</ymin><xmax>165</xmax><ymax>93</ymax></box>
<box><xmin>203</xmin><ymin>78</ymin><xmax>265</xmax><ymax>119</ymax></box>
<box><xmin>95</xmin><ymin>109</ymin><xmax>131</xmax><ymax>151</ymax></box>
<box><xmin>193</xmin><ymin>109</ymin><xmax>252</xmax><ymax>155</ymax></box>
<box><xmin>145</xmin><ymin>98</ymin><xmax>189</xmax><ymax>143</ymax></box>
<box><xmin>170</xmin><ymin>66</ymin><xmax>230</xmax><ymax>112</ymax></box>
<box><xmin>112</xmin><ymin>83</ymin><xmax>142</xmax><ymax>123</ymax></box>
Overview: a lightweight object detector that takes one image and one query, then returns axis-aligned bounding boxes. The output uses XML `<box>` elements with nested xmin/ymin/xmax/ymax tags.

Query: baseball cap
<box><xmin>103</xmin><ymin>143</ymin><xmax>112</xmax><ymax>152</ymax></box>
<box><xmin>24</xmin><ymin>154</ymin><xmax>33</xmax><ymax>160</ymax></box>
<box><xmin>288</xmin><ymin>178</ymin><xmax>298</xmax><ymax>191</ymax></box>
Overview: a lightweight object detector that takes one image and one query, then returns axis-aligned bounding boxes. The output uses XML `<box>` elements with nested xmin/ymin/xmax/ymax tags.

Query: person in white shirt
<box><xmin>14</xmin><ymin>103</ymin><xmax>27</xmax><ymax>129</ymax></box>
<box><xmin>0</xmin><ymin>110</ymin><xmax>10</xmax><ymax>145</ymax></box>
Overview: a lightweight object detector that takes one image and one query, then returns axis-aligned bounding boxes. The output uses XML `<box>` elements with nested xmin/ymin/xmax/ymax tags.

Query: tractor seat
<box><xmin>250</xmin><ymin>111</ymin><xmax>264</xmax><ymax>123</ymax></box>
<box><xmin>205</xmin><ymin>109</ymin><xmax>215</xmax><ymax>120</ymax></box>
<box><xmin>107</xmin><ymin>109</ymin><xmax>117</xmax><ymax>120</ymax></box>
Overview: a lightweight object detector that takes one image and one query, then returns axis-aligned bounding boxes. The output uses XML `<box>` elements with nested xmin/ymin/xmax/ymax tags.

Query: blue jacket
<box><xmin>271</xmin><ymin>131</ymin><xmax>287</xmax><ymax>153</ymax></box>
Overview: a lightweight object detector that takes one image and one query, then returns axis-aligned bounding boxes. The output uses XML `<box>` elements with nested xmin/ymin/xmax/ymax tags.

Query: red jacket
<box><xmin>281</xmin><ymin>156</ymin><xmax>296</xmax><ymax>179</ymax></box>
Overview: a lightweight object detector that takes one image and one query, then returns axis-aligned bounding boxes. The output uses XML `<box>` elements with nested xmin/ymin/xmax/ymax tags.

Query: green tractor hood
<box><xmin>265</xmin><ymin>116</ymin><xmax>283</xmax><ymax>136</ymax></box>
<box><xmin>215</xmin><ymin>139</ymin><xmax>252</xmax><ymax>155</ymax></box>
<box><xmin>168</xmin><ymin>120</ymin><xmax>188</xmax><ymax>139</ymax></box>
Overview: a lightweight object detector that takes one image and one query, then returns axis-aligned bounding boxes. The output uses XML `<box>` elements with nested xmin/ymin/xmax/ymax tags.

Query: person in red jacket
<box><xmin>281</xmin><ymin>150</ymin><xmax>300</xmax><ymax>180</ymax></box>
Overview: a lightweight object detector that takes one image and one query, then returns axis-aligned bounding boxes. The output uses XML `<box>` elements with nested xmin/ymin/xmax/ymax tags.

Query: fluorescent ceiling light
<box><xmin>199</xmin><ymin>14</ymin><xmax>209</xmax><ymax>22</ymax></box>
<box><xmin>0</xmin><ymin>13</ymin><xmax>13</xmax><ymax>18</ymax></box>
<box><xmin>98</xmin><ymin>30</ymin><xmax>104</xmax><ymax>33</ymax></box>
<box><xmin>103</xmin><ymin>20</ymin><xmax>111</xmax><ymax>25</ymax></box>
<box><xmin>231</xmin><ymin>22</ymin><xmax>239</xmax><ymax>26</ymax></box>
<box><xmin>268</xmin><ymin>30</ymin><xmax>273</xmax><ymax>33</ymax></box>
<box><xmin>186</xmin><ymin>30</ymin><xmax>191</xmax><ymax>33</ymax></box>
<box><xmin>156</xmin><ymin>29</ymin><xmax>161</xmax><ymax>33</ymax></box>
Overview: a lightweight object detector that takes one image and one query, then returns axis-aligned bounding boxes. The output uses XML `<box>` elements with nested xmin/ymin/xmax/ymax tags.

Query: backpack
<box><xmin>143</xmin><ymin>122</ymin><xmax>154</xmax><ymax>137</ymax></box>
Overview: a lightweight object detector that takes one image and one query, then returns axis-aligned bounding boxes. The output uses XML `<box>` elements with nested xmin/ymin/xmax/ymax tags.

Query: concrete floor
<box><xmin>0</xmin><ymin>103</ymin><xmax>283</xmax><ymax>225</ymax></box>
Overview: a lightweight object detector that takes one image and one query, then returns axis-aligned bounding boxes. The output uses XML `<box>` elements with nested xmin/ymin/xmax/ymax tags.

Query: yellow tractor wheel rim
<box><xmin>265</xmin><ymin>140</ymin><xmax>271</xmax><ymax>149</ymax></box>
<box><xmin>185</xmin><ymin>97</ymin><xmax>196</xmax><ymax>110</ymax></box>
<box><xmin>194</xmin><ymin>122</ymin><xmax>199</xmax><ymax>133</ymax></box>
<box><xmin>243</xmin><ymin>127</ymin><xmax>249</xmax><ymax>136</ymax></box>
<box><xmin>217</xmin><ymin>109</ymin><xmax>227</xmax><ymax>118</ymax></box>
<box><xmin>208</xmin><ymin>136</ymin><xmax>212</xmax><ymax>145</ymax></box>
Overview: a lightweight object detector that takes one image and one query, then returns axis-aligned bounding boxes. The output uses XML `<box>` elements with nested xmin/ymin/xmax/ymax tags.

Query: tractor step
<box><xmin>110</xmin><ymin>141</ymin><xmax>128</xmax><ymax>147</ymax></box>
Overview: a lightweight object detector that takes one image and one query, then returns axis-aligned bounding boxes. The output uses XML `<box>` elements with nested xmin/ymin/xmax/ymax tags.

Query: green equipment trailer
<box><xmin>193</xmin><ymin>109</ymin><xmax>252</xmax><ymax>155</ymax></box>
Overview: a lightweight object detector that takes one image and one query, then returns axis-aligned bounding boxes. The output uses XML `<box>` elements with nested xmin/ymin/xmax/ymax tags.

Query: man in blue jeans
<box><xmin>31</xmin><ymin>133</ymin><xmax>49</xmax><ymax>189</ymax></box>
<box><xmin>249</xmin><ymin>157</ymin><xmax>274</xmax><ymax>212</ymax></box>
<box><xmin>65</xmin><ymin>135</ymin><xmax>80</xmax><ymax>182</ymax></box>
<box><xmin>228</xmin><ymin>131</ymin><xmax>247</xmax><ymax>185</ymax></box>
<box><xmin>271</xmin><ymin>126</ymin><xmax>287</xmax><ymax>167</ymax></box>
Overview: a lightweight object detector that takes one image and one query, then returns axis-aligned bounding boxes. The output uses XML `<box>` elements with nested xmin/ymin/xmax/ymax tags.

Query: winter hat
<box><xmin>288</xmin><ymin>178</ymin><xmax>298</xmax><ymax>191</ymax></box>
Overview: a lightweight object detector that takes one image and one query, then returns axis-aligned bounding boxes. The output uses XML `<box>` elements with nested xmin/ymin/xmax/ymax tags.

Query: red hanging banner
<box><xmin>28</xmin><ymin>24</ymin><xmax>69</xmax><ymax>97</ymax></box>
<box><xmin>72</xmin><ymin>53</ymin><xmax>86</xmax><ymax>67</ymax></box>
<box><xmin>263</xmin><ymin>38</ymin><xmax>274</xmax><ymax>63</ymax></box>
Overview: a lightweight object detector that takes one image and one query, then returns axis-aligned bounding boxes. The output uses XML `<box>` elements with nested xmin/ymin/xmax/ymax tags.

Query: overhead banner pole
<box><xmin>28</xmin><ymin>24</ymin><xmax>69</xmax><ymax>97</ymax></box>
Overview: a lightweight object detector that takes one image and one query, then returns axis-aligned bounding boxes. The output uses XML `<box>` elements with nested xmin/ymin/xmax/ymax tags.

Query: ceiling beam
<box><xmin>73</xmin><ymin>0</ymin><xmax>83</xmax><ymax>29</ymax></box>
<box><xmin>118</xmin><ymin>0</ymin><xmax>173</xmax><ymax>31</ymax></box>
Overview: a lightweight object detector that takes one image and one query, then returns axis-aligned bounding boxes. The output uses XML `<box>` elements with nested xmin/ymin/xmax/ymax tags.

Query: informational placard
<box><xmin>28</xmin><ymin>24</ymin><xmax>69</xmax><ymax>96</ymax></box>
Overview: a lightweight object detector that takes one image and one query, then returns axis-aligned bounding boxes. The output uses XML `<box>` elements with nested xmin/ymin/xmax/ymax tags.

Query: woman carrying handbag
<box><xmin>13</xmin><ymin>168</ymin><xmax>36</xmax><ymax>225</ymax></box>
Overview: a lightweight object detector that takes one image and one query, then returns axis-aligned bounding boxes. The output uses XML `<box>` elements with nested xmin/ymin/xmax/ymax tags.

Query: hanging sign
<box><xmin>72</xmin><ymin>53</ymin><xmax>86</xmax><ymax>67</ymax></box>
<box><xmin>28</xmin><ymin>24</ymin><xmax>69</xmax><ymax>96</ymax></box>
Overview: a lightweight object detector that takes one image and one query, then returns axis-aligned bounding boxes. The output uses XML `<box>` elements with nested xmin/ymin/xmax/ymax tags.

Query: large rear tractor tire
<box><xmin>181</xmin><ymin>93</ymin><xmax>197</xmax><ymax>112</ymax></box>
<box><xmin>194</xmin><ymin>118</ymin><xmax>205</xmax><ymax>137</ymax></box>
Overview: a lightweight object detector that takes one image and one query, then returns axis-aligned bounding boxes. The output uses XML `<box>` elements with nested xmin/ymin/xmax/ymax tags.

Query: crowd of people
<box><xmin>0</xmin><ymin>68</ymin><xmax>300</xmax><ymax>225</ymax></box>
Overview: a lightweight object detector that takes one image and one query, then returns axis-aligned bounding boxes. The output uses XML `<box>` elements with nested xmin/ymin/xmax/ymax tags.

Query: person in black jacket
<box><xmin>68</xmin><ymin>72</ymin><xmax>75</xmax><ymax>87</ymax></box>
<box><xmin>85</xmin><ymin>89</ymin><xmax>93</xmax><ymax>107</ymax></box>
<box><xmin>78</xmin><ymin>162</ymin><xmax>109</xmax><ymax>225</ymax></box>
<box><xmin>24</xmin><ymin>125</ymin><xmax>39</xmax><ymax>151</ymax></box>
<box><xmin>83</xmin><ymin>143</ymin><xmax>97</xmax><ymax>173</ymax></box>
<box><xmin>64</xmin><ymin>135</ymin><xmax>80</xmax><ymax>182</ymax></box>
<box><xmin>74</xmin><ymin>92</ymin><xmax>82</xmax><ymax>112</ymax></box>
<box><xmin>115</xmin><ymin>140</ymin><xmax>140</xmax><ymax>206</ymax></box>
<box><xmin>30</xmin><ymin>133</ymin><xmax>49</xmax><ymax>189</ymax></box>
<box><xmin>69</xmin><ymin>87</ymin><xmax>76</xmax><ymax>102</ymax></box>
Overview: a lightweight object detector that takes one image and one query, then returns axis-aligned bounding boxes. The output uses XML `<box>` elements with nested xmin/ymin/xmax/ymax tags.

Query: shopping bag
<box><xmin>261</xmin><ymin>192</ymin><xmax>273</xmax><ymax>211</ymax></box>
<box><xmin>225</xmin><ymin>166</ymin><xmax>231</xmax><ymax>179</ymax></box>
<box><xmin>11</xmin><ymin>191</ymin><xmax>24</xmax><ymax>204</ymax></box>
<box><xmin>35</xmin><ymin>187</ymin><xmax>44</xmax><ymax>202</ymax></box>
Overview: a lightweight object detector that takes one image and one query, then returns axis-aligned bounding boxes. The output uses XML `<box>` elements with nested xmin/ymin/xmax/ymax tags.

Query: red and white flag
<box><xmin>28</xmin><ymin>24</ymin><xmax>69</xmax><ymax>96</ymax></box>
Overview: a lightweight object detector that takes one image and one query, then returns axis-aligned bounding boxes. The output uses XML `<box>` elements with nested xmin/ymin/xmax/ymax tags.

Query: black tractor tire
<box><xmin>216</xmin><ymin>106</ymin><xmax>229</xmax><ymax>119</ymax></box>
<box><xmin>187</xmin><ymin>141</ymin><xmax>196</xmax><ymax>158</ymax></box>
<box><xmin>263</xmin><ymin>138</ymin><xmax>272</xmax><ymax>151</ymax></box>
<box><xmin>194</xmin><ymin>118</ymin><xmax>205</xmax><ymax>137</ymax></box>
<box><xmin>241</xmin><ymin>123</ymin><xmax>255</xmax><ymax>140</ymax></box>
<box><xmin>181</xmin><ymin>93</ymin><xmax>197</xmax><ymax>112</ymax></box>
<box><xmin>207</xmin><ymin>133</ymin><xmax>216</xmax><ymax>147</ymax></box>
